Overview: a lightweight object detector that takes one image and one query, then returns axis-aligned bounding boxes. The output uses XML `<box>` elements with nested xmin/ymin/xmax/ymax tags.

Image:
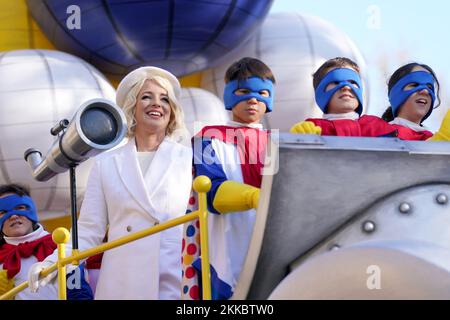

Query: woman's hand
<box><xmin>27</xmin><ymin>261</ymin><xmax>56</xmax><ymax>293</ymax></box>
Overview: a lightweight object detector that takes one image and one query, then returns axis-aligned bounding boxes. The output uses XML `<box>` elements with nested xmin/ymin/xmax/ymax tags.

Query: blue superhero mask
<box><xmin>315</xmin><ymin>68</ymin><xmax>364</xmax><ymax>115</ymax></box>
<box><xmin>223</xmin><ymin>77</ymin><xmax>274</xmax><ymax>112</ymax></box>
<box><xmin>0</xmin><ymin>195</ymin><xmax>38</xmax><ymax>230</ymax></box>
<box><xmin>389</xmin><ymin>71</ymin><xmax>436</xmax><ymax>122</ymax></box>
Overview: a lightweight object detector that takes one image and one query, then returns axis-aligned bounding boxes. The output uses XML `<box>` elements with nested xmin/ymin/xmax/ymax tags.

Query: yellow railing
<box><xmin>0</xmin><ymin>176</ymin><xmax>212</xmax><ymax>300</ymax></box>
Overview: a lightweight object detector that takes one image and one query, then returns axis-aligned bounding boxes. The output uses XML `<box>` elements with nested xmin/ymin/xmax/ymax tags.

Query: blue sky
<box><xmin>270</xmin><ymin>0</ymin><xmax>449</xmax><ymax>130</ymax></box>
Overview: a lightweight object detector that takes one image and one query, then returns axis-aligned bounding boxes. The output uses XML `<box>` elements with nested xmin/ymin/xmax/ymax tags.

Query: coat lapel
<box><xmin>114</xmin><ymin>138</ymin><xmax>154</xmax><ymax>214</ymax></box>
<box><xmin>144</xmin><ymin>137</ymin><xmax>176</xmax><ymax>200</ymax></box>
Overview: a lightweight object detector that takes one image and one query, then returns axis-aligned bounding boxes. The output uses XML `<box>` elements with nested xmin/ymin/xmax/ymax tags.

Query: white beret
<box><xmin>116</xmin><ymin>66</ymin><xmax>181</xmax><ymax>107</ymax></box>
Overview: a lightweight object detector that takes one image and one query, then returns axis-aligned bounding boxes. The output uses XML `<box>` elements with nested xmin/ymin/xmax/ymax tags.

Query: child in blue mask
<box><xmin>290</xmin><ymin>57</ymin><xmax>396</xmax><ymax>137</ymax></box>
<box><xmin>0</xmin><ymin>183</ymin><xmax>92</xmax><ymax>300</ymax></box>
<box><xmin>182</xmin><ymin>57</ymin><xmax>275</xmax><ymax>300</ymax></box>
<box><xmin>381</xmin><ymin>62</ymin><xmax>445</xmax><ymax>141</ymax></box>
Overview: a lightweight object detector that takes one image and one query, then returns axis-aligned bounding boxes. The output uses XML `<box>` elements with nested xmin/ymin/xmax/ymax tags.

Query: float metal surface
<box><xmin>235</xmin><ymin>134</ymin><xmax>450</xmax><ymax>299</ymax></box>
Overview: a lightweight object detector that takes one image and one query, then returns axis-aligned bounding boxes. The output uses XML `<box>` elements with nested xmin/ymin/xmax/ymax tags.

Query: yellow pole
<box><xmin>0</xmin><ymin>263</ymin><xmax>58</xmax><ymax>300</ymax></box>
<box><xmin>52</xmin><ymin>227</ymin><xmax>70</xmax><ymax>300</ymax></box>
<box><xmin>193</xmin><ymin>176</ymin><xmax>212</xmax><ymax>300</ymax></box>
<box><xmin>57</xmin><ymin>211</ymin><xmax>200</xmax><ymax>266</ymax></box>
<box><xmin>0</xmin><ymin>281</ymin><xmax>28</xmax><ymax>300</ymax></box>
<box><xmin>0</xmin><ymin>212</ymin><xmax>200</xmax><ymax>300</ymax></box>
<box><xmin>71</xmin><ymin>249</ymin><xmax>80</xmax><ymax>266</ymax></box>
<box><xmin>0</xmin><ymin>176</ymin><xmax>213</xmax><ymax>300</ymax></box>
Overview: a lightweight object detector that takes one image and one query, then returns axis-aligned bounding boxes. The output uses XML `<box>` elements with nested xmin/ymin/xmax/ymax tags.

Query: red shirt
<box><xmin>391</xmin><ymin>124</ymin><xmax>433</xmax><ymax>141</ymax></box>
<box><xmin>306</xmin><ymin>115</ymin><xmax>397</xmax><ymax>137</ymax></box>
<box><xmin>196</xmin><ymin>125</ymin><xmax>269</xmax><ymax>188</ymax></box>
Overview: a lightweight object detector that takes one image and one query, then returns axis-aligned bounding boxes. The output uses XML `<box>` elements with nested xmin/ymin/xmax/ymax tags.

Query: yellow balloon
<box><xmin>0</xmin><ymin>0</ymin><xmax>54</xmax><ymax>51</ymax></box>
<box><xmin>180</xmin><ymin>72</ymin><xmax>202</xmax><ymax>88</ymax></box>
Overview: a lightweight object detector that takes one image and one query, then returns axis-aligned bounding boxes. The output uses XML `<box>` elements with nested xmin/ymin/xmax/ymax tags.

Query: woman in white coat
<box><xmin>28</xmin><ymin>66</ymin><xmax>193</xmax><ymax>299</ymax></box>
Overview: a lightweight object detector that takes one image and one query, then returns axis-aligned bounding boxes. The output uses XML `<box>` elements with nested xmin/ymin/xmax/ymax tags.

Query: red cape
<box><xmin>0</xmin><ymin>234</ymin><xmax>56</xmax><ymax>279</ymax></box>
<box><xmin>306</xmin><ymin>115</ymin><xmax>397</xmax><ymax>137</ymax></box>
<box><xmin>391</xmin><ymin>124</ymin><xmax>433</xmax><ymax>141</ymax></box>
<box><xmin>196</xmin><ymin>125</ymin><xmax>269</xmax><ymax>188</ymax></box>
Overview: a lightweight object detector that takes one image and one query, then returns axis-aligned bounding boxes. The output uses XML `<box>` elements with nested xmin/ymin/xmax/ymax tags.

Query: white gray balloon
<box><xmin>201</xmin><ymin>12</ymin><xmax>368</xmax><ymax>132</ymax></box>
<box><xmin>179</xmin><ymin>87</ymin><xmax>230</xmax><ymax>140</ymax></box>
<box><xmin>0</xmin><ymin>49</ymin><xmax>116</xmax><ymax>220</ymax></box>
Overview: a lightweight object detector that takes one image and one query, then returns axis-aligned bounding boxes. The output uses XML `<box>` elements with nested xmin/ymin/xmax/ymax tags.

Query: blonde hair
<box><xmin>120</xmin><ymin>75</ymin><xmax>185</xmax><ymax>138</ymax></box>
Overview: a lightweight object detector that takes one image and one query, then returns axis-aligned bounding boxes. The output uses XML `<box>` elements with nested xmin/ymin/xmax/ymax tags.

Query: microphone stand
<box><xmin>69</xmin><ymin>165</ymin><xmax>79</xmax><ymax>254</ymax></box>
<box><xmin>52</xmin><ymin>120</ymin><xmax>79</xmax><ymax>261</ymax></box>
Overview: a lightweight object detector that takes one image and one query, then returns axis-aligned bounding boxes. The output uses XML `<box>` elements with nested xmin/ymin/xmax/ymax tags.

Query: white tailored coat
<box><xmin>46</xmin><ymin>137</ymin><xmax>192</xmax><ymax>299</ymax></box>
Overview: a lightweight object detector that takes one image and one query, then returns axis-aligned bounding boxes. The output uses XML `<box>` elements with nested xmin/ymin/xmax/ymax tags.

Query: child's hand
<box><xmin>429</xmin><ymin>109</ymin><xmax>450</xmax><ymax>141</ymax></box>
<box><xmin>213</xmin><ymin>181</ymin><xmax>260</xmax><ymax>214</ymax></box>
<box><xmin>0</xmin><ymin>270</ymin><xmax>15</xmax><ymax>297</ymax></box>
<box><xmin>290</xmin><ymin>121</ymin><xmax>322</xmax><ymax>135</ymax></box>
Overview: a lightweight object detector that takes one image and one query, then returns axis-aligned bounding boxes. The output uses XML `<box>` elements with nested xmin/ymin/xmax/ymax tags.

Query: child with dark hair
<box><xmin>0</xmin><ymin>183</ymin><xmax>92</xmax><ymax>300</ymax></box>
<box><xmin>182</xmin><ymin>57</ymin><xmax>275</xmax><ymax>300</ymax></box>
<box><xmin>382</xmin><ymin>62</ymin><xmax>442</xmax><ymax>140</ymax></box>
<box><xmin>290</xmin><ymin>57</ymin><xmax>396</xmax><ymax>137</ymax></box>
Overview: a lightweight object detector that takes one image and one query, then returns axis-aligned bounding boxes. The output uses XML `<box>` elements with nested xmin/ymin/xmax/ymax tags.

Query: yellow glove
<box><xmin>213</xmin><ymin>181</ymin><xmax>260</xmax><ymax>214</ymax></box>
<box><xmin>0</xmin><ymin>270</ymin><xmax>15</xmax><ymax>298</ymax></box>
<box><xmin>429</xmin><ymin>109</ymin><xmax>450</xmax><ymax>141</ymax></box>
<box><xmin>290</xmin><ymin>121</ymin><xmax>322</xmax><ymax>135</ymax></box>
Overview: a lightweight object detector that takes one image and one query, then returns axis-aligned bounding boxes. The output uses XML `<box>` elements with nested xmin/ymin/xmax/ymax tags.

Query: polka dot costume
<box><xmin>181</xmin><ymin>184</ymin><xmax>202</xmax><ymax>300</ymax></box>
